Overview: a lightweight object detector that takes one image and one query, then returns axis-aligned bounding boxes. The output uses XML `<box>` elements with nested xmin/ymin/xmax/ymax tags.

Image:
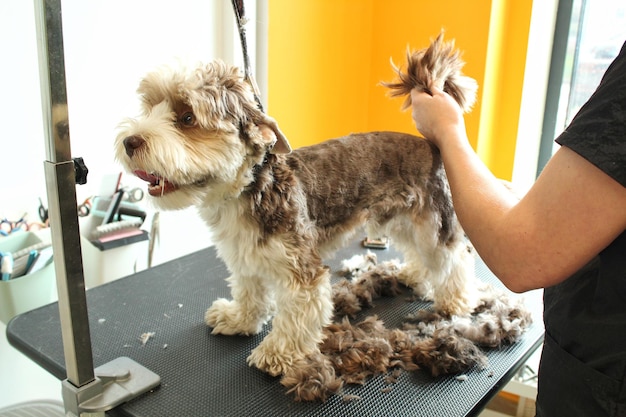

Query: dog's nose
<box><xmin>123</xmin><ymin>135</ymin><xmax>146</xmax><ymax>158</ymax></box>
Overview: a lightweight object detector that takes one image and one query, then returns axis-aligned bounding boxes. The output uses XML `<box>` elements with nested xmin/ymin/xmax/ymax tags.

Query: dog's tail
<box><xmin>382</xmin><ymin>31</ymin><xmax>478</xmax><ymax>113</ymax></box>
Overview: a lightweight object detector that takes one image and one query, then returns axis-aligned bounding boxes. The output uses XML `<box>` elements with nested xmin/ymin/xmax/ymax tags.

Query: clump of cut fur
<box><xmin>281</xmin><ymin>254</ymin><xmax>532</xmax><ymax>402</ymax></box>
<box><xmin>334</xmin><ymin>257</ymin><xmax>404</xmax><ymax>318</ymax></box>
<box><xmin>404</xmin><ymin>289</ymin><xmax>533</xmax><ymax>348</ymax></box>
<box><xmin>382</xmin><ymin>31</ymin><xmax>478</xmax><ymax>113</ymax></box>
<box><xmin>281</xmin><ymin>353</ymin><xmax>343</xmax><ymax>402</ymax></box>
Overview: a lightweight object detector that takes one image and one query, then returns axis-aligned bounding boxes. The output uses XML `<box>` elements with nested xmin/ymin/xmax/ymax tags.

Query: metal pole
<box><xmin>33</xmin><ymin>2</ymin><xmax>160</xmax><ymax>415</ymax></box>
<box><xmin>33</xmin><ymin>0</ymin><xmax>95</xmax><ymax>389</ymax></box>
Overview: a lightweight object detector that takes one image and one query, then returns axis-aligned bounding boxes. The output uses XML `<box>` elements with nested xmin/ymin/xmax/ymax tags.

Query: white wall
<box><xmin>0</xmin><ymin>0</ymin><xmax>262</xmax><ymax>267</ymax></box>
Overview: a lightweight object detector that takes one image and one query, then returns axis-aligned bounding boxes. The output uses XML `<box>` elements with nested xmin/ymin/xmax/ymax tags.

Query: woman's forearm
<box><xmin>436</xmin><ymin>136</ymin><xmax>529</xmax><ymax>290</ymax></box>
<box><xmin>441</xmin><ymin>139</ymin><xmax>626</xmax><ymax>292</ymax></box>
<box><xmin>411</xmin><ymin>87</ymin><xmax>626</xmax><ymax>292</ymax></box>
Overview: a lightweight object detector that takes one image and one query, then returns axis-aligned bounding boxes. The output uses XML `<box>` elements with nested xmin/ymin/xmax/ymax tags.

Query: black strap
<box><xmin>231</xmin><ymin>0</ymin><xmax>264</xmax><ymax>112</ymax></box>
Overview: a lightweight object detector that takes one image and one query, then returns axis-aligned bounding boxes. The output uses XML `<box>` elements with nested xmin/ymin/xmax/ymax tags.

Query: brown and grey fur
<box><xmin>281</xmin><ymin>255</ymin><xmax>531</xmax><ymax>401</ymax></box>
<box><xmin>114</xmin><ymin>33</ymin><xmax>480</xmax><ymax>389</ymax></box>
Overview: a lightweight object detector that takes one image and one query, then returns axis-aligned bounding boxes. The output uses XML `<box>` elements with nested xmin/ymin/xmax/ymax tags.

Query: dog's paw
<box><xmin>432</xmin><ymin>296</ymin><xmax>476</xmax><ymax>317</ymax></box>
<box><xmin>431</xmin><ymin>279</ymin><xmax>480</xmax><ymax>317</ymax></box>
<box><xmin>398</xmin><ymin>267</ymin><xmax>432</xmax><ymax>299</ymax></box>
<box><xmin>204</xmin><ymin>298</ymin><xmax>265</xmax><ymax>335</ymax></box>
<box><xmin>247</xmin><ymin>339</ymin><xmax>312</xmax><ymax>377</ymax></box>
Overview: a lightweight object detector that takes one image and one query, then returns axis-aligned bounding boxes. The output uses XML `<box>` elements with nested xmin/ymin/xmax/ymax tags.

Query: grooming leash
<box><xmin>231</xmin><ymin>0</ymin><xmax>264</xmax><ymax>112</ymax></box>
<box><xmin>230</xmin><ymin>0</ymin><xmax>292</xmax><ymax>154</ymax></box>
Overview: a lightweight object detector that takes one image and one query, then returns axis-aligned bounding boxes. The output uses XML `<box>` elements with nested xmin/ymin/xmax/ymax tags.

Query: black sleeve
<box><xmin>555</xmin><ymin>41</ymin><xmax>626</xmax><ymax>188</ymax></box>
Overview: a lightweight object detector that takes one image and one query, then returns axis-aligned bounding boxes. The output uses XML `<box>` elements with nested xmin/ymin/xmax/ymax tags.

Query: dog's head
<box><xmin>115</xmin><ymin>61</ymin><xmax>291</xmax><ymax>210</ymax></box>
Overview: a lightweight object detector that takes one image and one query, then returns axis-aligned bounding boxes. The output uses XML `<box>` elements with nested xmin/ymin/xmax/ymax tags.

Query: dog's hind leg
<box><xmin>382</xmin><ymin>215</ymin><xmax>478</xmax><ymax>316</ymax></box>
<box><xmin>247</xmin><ymin>265</ymin><xmax>333</xmax><ymax>376</ymax></box>
<box><xmin>367</xmin><ymin>216</ymin><xmax>431</xmax><ymax>297</ymax></box>
<box><xmin>425</xmin><ymin>237</ymin><xmax>478</xmax><ymax>316</ymax></box>
<box><xmin>205</xmin><ymin>274</ymin><xmax>275</xmax><ymax>335</ymax></box>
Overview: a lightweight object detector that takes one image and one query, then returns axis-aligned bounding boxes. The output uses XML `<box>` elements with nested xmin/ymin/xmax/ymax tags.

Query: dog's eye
<box><xmin>180</xmin><ymin>112</ymin><xmax>197</xmax><ymax>127</ymax></box>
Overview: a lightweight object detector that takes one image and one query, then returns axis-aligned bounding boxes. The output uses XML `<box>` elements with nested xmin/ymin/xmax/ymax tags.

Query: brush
<box><xmin>90</xmin><ymin>219</ymin><xmax>148</xmax><ymax>250</ymax></box>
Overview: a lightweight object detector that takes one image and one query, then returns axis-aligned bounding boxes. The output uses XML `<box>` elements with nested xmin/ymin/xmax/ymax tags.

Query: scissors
<box><xmin>38</xmin><ymin>198</ymin><xmax>49</xmax><ymax>223</ymax></box>
<box><xmin>0</xmin><ymin>214</ymin><xmax>29</xmax><ymax>236</ymax></box>
<box><xmin>124</xmin><ymin>187</ymin><xmax>144</xmax><ymax>203</ymax></box>
<box><xmin>78</xmin><ymin>196</ymin><xmax>92</xmax><ymax>217</ymax></box>
<box><xmin>38</xmin><ymin>196</ymin><xmax>92</xmax><ymax>219</ymax></box>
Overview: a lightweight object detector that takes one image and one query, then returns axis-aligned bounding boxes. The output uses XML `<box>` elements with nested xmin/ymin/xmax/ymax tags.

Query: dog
<box><xmin>114</xmin><ymin>33</ymin><xmax>480</xmax><ymax>379</ymax></box>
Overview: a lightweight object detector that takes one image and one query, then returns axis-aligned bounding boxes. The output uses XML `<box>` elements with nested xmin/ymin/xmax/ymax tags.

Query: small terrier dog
<box><xmin>115</xmin><ymin>34</ymin><xmax>479</xmax><ymax>378</ymax></box>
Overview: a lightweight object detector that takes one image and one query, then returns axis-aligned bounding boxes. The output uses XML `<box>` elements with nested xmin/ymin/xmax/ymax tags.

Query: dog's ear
<box><xmin>258</xmin><ymin>114</ymin><xmax>292</xmax><ymax>154</ymax></box>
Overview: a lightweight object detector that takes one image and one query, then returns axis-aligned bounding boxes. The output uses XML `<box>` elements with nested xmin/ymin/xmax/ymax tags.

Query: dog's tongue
<box><xmin>134</xmin><ymin>170</ymin><xmax>178</xmax><ymax>197</ymax></box>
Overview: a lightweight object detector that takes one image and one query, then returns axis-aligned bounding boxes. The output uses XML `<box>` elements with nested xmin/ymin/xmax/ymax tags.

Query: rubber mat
<box><xmin>7</xmin><ymin>239</ymin><xmax>544</xmax><ymax>417</ymax></box>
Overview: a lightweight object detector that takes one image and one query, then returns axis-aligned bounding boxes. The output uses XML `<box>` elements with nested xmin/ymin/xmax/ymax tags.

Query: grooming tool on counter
<box><xmin>124</xmin><ymin>187</ymin><xmax>144</xmax><ymax>203</ymax></box>
<box><xmin>90</xmin><ymin>218</ymin><xmax>149</xmax><ymax>251</ymax></box>
<box><xmin>11</xmin><ymin>241</ymin><xmax>51</xmax><ymax>260</ymax></box>
<box><xmin>88</xmin><ymin>183</ymin><xmax>149</xmax><ymax>250</ymax></box>
<box><xmin>0</xmin><ymin>214</ymin><xmax>29</xmax><ymax>236</ymax></box>
<box><xmin>77</xmin><ymin>196</ymin><xmax>92</xmax><ymax>217</ymax></box>
<box><xmin>25</xmin><ymin>246</ymin><xmax>54</xmax><ymax>275</ymax></box>
<box><xmin>24</xmin><ymin>250</ymin><xmax>39</xmax><ymax>272</ymax></box>
<box><xmin>93</xmin><ymin>219</ymin><xmax>143</xmax><ymax>238</ymax></box>
<box><xmin>118</xmin><ymin>206</ymin><xmax>147</xmax><ymax>223</ymax></box>
<box><xmin>39</xmin><ymin>197</ymin><xmax>49</xmax><ymax>223</ymax></box>
<box><xmin>1</xmin><ymin>252</ymin><xmax>13</xmax><ymax>280</ymax></box>
<box><xmin>11</xmin><ymin>249</ymin><xmax>38</xmax><ymax>278</ymax></box>
<box><xmin>362</xmin><ymin>236</ymin><xmax>391</xmax><ymax>249</ymax></box>
<box><xmin>101</xmin><ymin>188</ymin><xmax>125</xmax><ymax>225</ymax></box>
<box><xmin>0</xmin><ymin>214</ymin><xmax>48</xmax><ymax>233</ymax></box>
<box><xmin>0</xmin><ymin>243</ymin><xmax>54</xmax><ymax>280</ymax></box>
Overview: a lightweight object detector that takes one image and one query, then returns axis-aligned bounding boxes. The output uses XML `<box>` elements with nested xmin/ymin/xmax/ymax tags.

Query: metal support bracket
<box><xmin>62</xmin><ymin>357</ymin><xmax>161</xmax><ymax>417</ymax></box>
<box><xmin>34</xmin><ymin>1</ymin><xmax>160</xmax><ymax>415</ymax></box>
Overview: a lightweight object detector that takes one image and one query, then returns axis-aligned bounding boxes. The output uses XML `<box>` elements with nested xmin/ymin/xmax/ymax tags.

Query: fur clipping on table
<box><xmin>281</xmin><ymin>353</ymin><xmax>342</xmax><ymax>402</ymax></box>
<box><xmin>403</xmin><ymin>288</ymin><xmax>533</xmax><ymax>348</ymax></box>
<box><xmin>281</xmin><ymin>254</ymin><xmax>532</xmax><ymax>402</ymax></box>
<box><xmin>382</xmin><ymin>31</ymin><xmax>478</xmax><ymax>113</ymax></box>
<box><xmin>334</xmin><ymin>253</ymin><xmax>404</xmax><ymax>317</ymax></box>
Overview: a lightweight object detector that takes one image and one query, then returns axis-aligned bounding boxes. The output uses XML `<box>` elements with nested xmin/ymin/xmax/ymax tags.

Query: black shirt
<box><xmin>537</xmin><ymin>42</ymin><xmax>626</xmax><ymax>416</ymax></box>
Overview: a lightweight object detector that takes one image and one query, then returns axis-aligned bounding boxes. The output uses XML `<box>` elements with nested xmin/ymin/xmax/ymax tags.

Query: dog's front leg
<box><xmin>247</xmin><ymin>266</ymin><xmax>333</xmax><ymax>376</ymax></box>
<box><xmin>205</xmin><ymin>274</ymin><xmax>275</xmax><ymax>335</ymax></box>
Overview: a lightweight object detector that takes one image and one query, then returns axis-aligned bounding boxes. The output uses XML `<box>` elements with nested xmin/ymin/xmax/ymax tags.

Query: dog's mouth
<box><xmin>134</xmin><ymin>170</ymin><xmax>179</xmax><ymax>197</ymax></box>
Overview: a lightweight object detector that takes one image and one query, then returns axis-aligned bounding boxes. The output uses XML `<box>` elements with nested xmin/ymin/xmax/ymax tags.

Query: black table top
<box><xmin>7</xmin><ymin>238</ymin><xmax>543</xmax><ymax>417</ymax></box>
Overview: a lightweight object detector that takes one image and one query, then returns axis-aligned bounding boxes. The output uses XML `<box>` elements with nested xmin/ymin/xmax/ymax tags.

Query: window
<box><xmin>537</xmin><ymin>0</ymin><xmax>626</xmax><ymax>174</ymax></box>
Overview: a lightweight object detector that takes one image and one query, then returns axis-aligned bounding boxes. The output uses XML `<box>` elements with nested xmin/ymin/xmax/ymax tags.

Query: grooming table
<box><xmin>6</xmin><ymin>238</ymin><xmax>544</xmax><ymax>416</ymax></box>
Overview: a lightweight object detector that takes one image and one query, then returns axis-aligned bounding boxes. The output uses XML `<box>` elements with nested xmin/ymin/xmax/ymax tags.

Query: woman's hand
<box><xmin>410</xmin><ymin>87</ymin><xmax>467</xmax><ymax>149</ymax></box>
